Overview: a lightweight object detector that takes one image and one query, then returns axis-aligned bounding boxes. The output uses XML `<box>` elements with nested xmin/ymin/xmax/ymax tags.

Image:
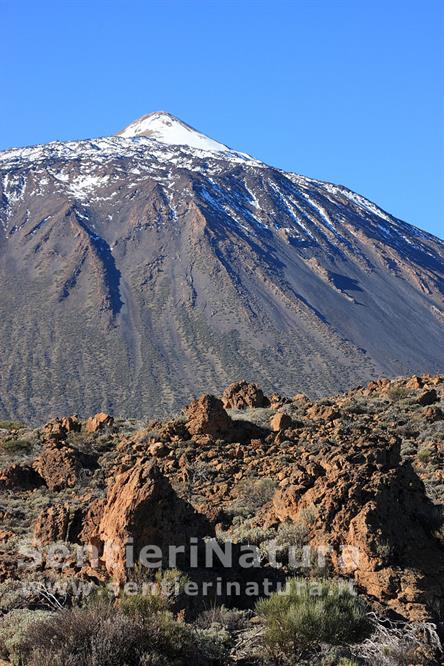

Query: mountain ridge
<box><xmin>0</xmin><ymin>113</ymin><xmax>443</xmax><ymax>422</ymax></box>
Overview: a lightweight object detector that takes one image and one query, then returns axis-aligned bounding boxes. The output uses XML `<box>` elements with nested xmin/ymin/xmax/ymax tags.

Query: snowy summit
<box><xmin>116</xmin><ymin>111</ymin><xmax>231</xmax><ymax>153</ymax></box>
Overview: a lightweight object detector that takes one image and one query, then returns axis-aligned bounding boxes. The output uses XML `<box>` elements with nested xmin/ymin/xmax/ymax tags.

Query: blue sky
<box><xmin>2</xmin><ymin>0</ymin><xmax>443</xmax><ymax>237</ymax></box>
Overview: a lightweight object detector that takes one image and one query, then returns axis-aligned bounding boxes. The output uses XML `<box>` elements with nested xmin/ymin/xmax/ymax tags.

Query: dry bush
<box><xmin>349</xmin><ymin>613</ymin><xmax>443</xmax><ymax>665</ymax></box>
<box><xmin>231</xmin><ymin>477</ymin><xmax>277</xmax><ymax>516</ymax></box>
<box><xmin>9</xmin><ymin>601</ymin><xmax>227</xmax><ymax>665</ymax></box>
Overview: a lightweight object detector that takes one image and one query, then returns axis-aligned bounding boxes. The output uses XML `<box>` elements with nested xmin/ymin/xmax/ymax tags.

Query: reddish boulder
<box><xmin>185</xmin><ymin>394</ymin><xmax>232</xmax><ymax>438</ymax></box>
<box><xmin>41</xmin><ymin>418</ymin><xmax>66</xmax><ymax>441</ymax></box>
<box><xmin>268</xmin><ymin>393</ymin><xmax>290</xmax><ymax>410</ymax></box>
<box><xmin>406</xmin><ymin>375</ymin><xmax>424</xmax><ymax>390</ymax></box>
<box><xmin>83</xmin><ymin>458</ymin><xmax>213</xmax><ymax>581</ymax></box>
<box><xmin>148</xmin><ymin>441</ymin><xmax>169</xmax><ymax>457</ymax></box>
<box><xmin>41</xmin><ymin>415</ymin><xmax>81</xmax><ymax>440</ymax></box>
<box><xmin>85</xmin><ymin>412</ymin><xmax>114</xmax><ymax>433</ymax></box>
<box><xmin>79</xmin><ymin>498</ymin><xmax>106</xmax><ymax>559</ymax></box>
<box><xmin>33</xmin><ymin>441</ymin><xmax>82</xmax><ymax>491</ymax></box>
<box><xmin>306</xmin><ymin>404</ymin><xmax>340</xmax><ymax>421</ymax></box>
<box><xmin>0</xmin><ymin>463</ymin><xmax>44</xmax><ymax>491</ymax></box>
<box><xmin>291</xmin><ymin>392</ymin><xmax>311</xmax><ymax>406</ymax></box>
<box><xmin>33</xmin><ymin>504</ymin><xmax>83</xmax><ymax>545</ymax></box>
<box><xmin>270</xmin><ymin>412</ymin><xmax>292</xmax><ymax>432</ymax></box>
<box><xmin>60</xmin><ymin>415</ymin><xmax>81</xmax><ymax>433</ymax></box>
<box><xmin>271</xmin><ymin>436</ymin><xmax>444</xmax><ymax>622</ymax></box>
<box><xmin>222</xmin><ymin>380</ymin><xmax>270</xmax><ymax>410</ymax></box>
<box><xmin>423</xmin><ymin>405</ymin><xmax>444</xmax><ymax>422</ymax></box>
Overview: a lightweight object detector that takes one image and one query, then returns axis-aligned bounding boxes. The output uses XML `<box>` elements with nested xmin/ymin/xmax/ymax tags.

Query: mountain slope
<box><xmin>0</xmin><ymin>113</ymin><xmax>443</xmax><ymax>422</ymax></box>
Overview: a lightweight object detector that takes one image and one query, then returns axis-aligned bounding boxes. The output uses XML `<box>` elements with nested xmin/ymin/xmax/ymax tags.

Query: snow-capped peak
<box><xmin>116</xmin><ymin>111</ymin><xmax>230</xmax><ymax>153</ymax></box>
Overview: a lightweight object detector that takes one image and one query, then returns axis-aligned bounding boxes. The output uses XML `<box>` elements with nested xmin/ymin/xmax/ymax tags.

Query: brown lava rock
<box><xmin>185</xmin><ymin>394</ymin><xmax>232</xmax><ymax>438</ymax></box>
<box><xmin>222</xmin><ymin>380</ymin><xmax>270</xmax><ymax>409</ymax></box>
<box><xmin>81</xmin><ymin>458</ymin><xmax>213</xmax><ymax>581</ymax></box>
<box><xmin>0</xmin><ymin>463</ymin><xmax>44</xmax><ymax>491</ymax></box>
<box><xmin>33</xmin><ymin>504</ymin><xmax>83</xmax><ymax>545</ymax></box>
<box><xmin>32</xmin><ymin>441</ymin><xmax>82</xmax><ymax>491</ymax></box>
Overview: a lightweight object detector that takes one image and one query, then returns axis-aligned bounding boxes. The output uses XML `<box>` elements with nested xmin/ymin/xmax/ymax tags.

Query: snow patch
<box><xmin>118</xmin><ymin>112</ymin><xmax>231</xmax><ymax>153</ymax></box>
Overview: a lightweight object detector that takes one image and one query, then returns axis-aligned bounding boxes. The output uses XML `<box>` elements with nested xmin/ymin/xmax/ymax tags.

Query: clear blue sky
<box><xmin>2</xmin><ymin>0</ymin><xmax>443</xmax><ymax>238</ymax></box>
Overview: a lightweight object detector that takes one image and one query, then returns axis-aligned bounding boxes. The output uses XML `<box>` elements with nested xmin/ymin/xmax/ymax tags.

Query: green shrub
<box><xmin>417</xmin><ymin>448</ymin><xmax>431</xmax><ymax>463</ymax></box>
<box><xmin>256</xmin><ymin>578</ymin><xmax>372</xmax><ymax>658</ymax></box>
<box><xmin>0</xmin><ymin>420</ymin><xmax>25</xmax><ymax>431</ymax></box>
<box><xmin>120</xmin><ymin>568</ymin><xmax>191</xmax><ymax>617</ymax></box>
<box><xmin>387</xmin><ymin>387</ymin><xmax>410</xmax><ymax>402</ymax></box>
<box><xmin>120</xmin><ymin>592</ymin><xmax>169</xmax><ymax>616</ymax></box>
<box><xmin>272</xmin><ymin>520</ymin><xmax>310</xmax><ymax>567</ymax></box>
<box><xmin>0</xmin><ymin>438</ymin><xmax>33</xmax><ymax>454</ymax></box>
<box><xmin>276</xmin><ymin>521</ymin><xmax>309</xmax><ymax>548</ymax></box>
<box><xmin>227</xmin><ymin>520</ymin><xmax>275</xmax><ymax>546</ymax></box>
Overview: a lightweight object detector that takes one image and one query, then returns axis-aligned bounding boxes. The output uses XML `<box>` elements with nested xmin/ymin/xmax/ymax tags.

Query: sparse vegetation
<box><xmin>0</xmin><ymin>420</ymin><xmax>25</xmax><ymax>431</ymax></box>
<box><xmin>387</xmin><ymin>386</ymin><xmax>411</xmax><ymax>402</ymax></box>
<box><xmin>0</xmin><ymin>375</ymin><xmax>443</xmax><ymax>664</ymax></box>
<box><xmin>0</xmin><ymin>438</ymin><xmax>33</xmax><ymax>454</ymax></box>
<box><xmin>417</xmin><ymin>448</ymin><xmax>431</xmax><ymax>463</ymax></box>
<box><xmin>1</xmin><ymin>602</ymin><xmax>228</xmax><ymax>666</ymax></box>
<box><xmin>230</xmin><ymin>477</ymin><xmax>277</xmax><ymax>516</ymax></box>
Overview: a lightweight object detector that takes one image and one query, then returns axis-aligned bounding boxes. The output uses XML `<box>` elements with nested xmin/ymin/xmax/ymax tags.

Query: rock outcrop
<box><xmin>185</xmin><ymin>394</ymin><xmax>232</xmax><ymax>438</ymax></box>
<box><xmin>41</xmin><ymin>415</ymin><xmax>81</xmax><ymax>441</ymax></box>
<box><xmin>270</xmin><ymin>412</ymin><xmax>292</xmax><ymax>432</ymax></box>
<box><xmin>81</xmin><ymin>458</ymin><xmax>213</xmax><ymax>581</ymax></box>
<box><xmin>0</xmin><ymin>464</ymin><xmax>44</xmax><ymax>491</ymax></box>
<box><xmin>85</xmin><ymin>412</ymin><xmax>114</xmax><ymax>433</ymax></box>
<box><xmin>1</xmin><ymin>374</ymin><xmax>443</xmax><ymax>634</ymax></box>
<box><xmin>271</xmin><ymin>434</ymin><xmax>444</xmax><ymax>622</ymax></box>
<box><xmin>32</xmin><ymin>441</ymin><xmax>82</xmax><ymax>491</ymax></box>
<box><xmin>222</xmin><ymin>381</ymin><xmax>270</xmax><ymax>410</ymax></box>
<box><xmin>33</xmin><ymin>504</ymin><xmax>83</xmax><ymax>545</ymax></box>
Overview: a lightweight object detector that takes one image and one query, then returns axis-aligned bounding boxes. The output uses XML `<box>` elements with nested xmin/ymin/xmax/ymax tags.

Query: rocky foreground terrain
<box><xmin>1</xmin><ymin>112</ymin><xmax>443</xmax><ymax>423</ymax></box>
<box><xmin>0</xmin><ymin>374</ymin><xmax>443</xmax><ymax>664</ymax></box>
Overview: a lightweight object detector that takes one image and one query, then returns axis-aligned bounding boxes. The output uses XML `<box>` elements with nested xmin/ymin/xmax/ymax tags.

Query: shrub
<box><xmin>417</xmin><ymin>448</ymin><xmax>431</xmax><ymax>463</ymax></box>
<box><xmin>228</xmin><ymin>520</ymin><xmax>275</xmax><ymax>547</ymax></box>
<box><xmin>231</xmin><ymin>477</ymin><xmax>277</xmax><ymax>515</ymax></box>
<box><xmin>387</xmin><ymin>387</ymin><xmax>410</xmax><ymax>402</ymax></box>
<box><xmin>227</xmin><ymin>407</ymin><xmax>275</xmax><ymax>429</ymax></box>
<box><xmin>256</xmin><ymin>578</ymin><xmax>372</xmax><ymax>658</ymax></box>
<box><xmin>10</xmin><ymin>602</ymin><xmax>227</xmax><ymax>665</ymax></box>
<box><xmin>349</xmin><ymin>614</ymin><xmax>442</xmax><ymax>666</ymax></box>
<box><xmin>119</xmin><ymin>568</ymin><xmax>191</xmax><ymax>617</ymax></box>
<box><xmin>0</xmin><ymin>609</ymin><xmax>53</xmax><ymax>664</ymax></box>
<box><xmin>120</xmin><ymin>592</ymin><xmax>169</xmax><ymax>616</ymax></box>
<box><xmin>276</xmin><ymin>521</ymin><xmax>308</xmax><ymax>548</ymax></box>
<box><xmin>270</xmin><ymin>520</ymin><xmax>310</xmax><ymax>568</ymax></box>
<box><xmin>0</xmin><ymin>438</ymin><xmax>33</xmax><ymax>454</ymax></box>
<box><xmin>197</xmin><ymin>605</ymin><xmax>249</xmax><ymax>631</ymax></box>
<box><xmin>0</xmin><ymin>420</ymin><xmax>25</xmax><ymax>431</ymax></box>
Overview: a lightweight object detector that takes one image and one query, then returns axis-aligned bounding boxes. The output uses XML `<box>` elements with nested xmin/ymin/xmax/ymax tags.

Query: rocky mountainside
<box><xmin>0</xmin><ymin>375</ymin><xmax>443</xmax><ymax>663</ymax></box>
<box><xmin>0</xmin><ymin>112</ymin><xmax>443</xmax><ymax>422</ymax></box>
